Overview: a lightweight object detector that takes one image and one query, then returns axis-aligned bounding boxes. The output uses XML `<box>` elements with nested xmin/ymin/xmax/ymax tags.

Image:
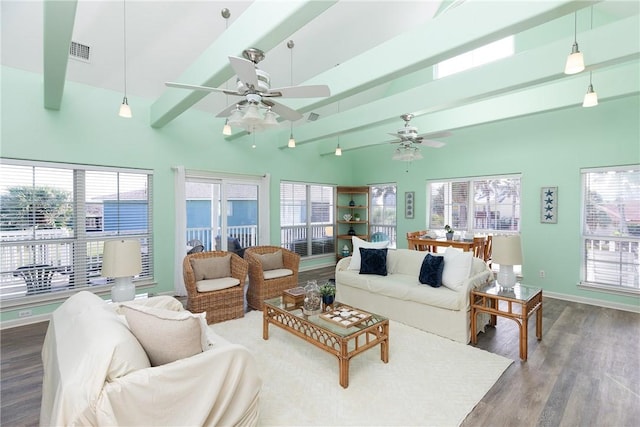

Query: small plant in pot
<box><xmin>320</xmin><ymin>282</ymin><xmax>336</xmax><ymax>306</ymax></box>
<box><xmin>353</xmin><ymin>212</ymin><xmax>361</xmax><ymax>221</ymax></box>
<box><xmin>444</xmin><ymin>224</ymin><xmax>454</xmax><ymax>240</ymax></box>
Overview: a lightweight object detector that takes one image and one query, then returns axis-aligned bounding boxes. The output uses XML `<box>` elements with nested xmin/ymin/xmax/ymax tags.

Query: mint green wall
<box><xmin>1</xmin><ymin>66</ymin><xmax>638</xmax><ymax>322</ymax></box>
<box><xmin>353</xmin><ymin>94</ymin><xmax>640</xmax><ymax>308</ymax></box>
<box><xmin>0</xmin><ymin>66</ymin><xmax>352</xmax><ymax>322</ymax></box>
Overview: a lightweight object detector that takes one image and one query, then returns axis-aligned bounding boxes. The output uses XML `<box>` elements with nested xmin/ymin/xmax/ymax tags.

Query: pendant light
<box><xmin>118</xmin><ymin>0</ymin><xmax>132</xmax><ymax>118</ymax></box>
<box><xmin>334</xmin><ymin>102</ymin><xmax>342</xmax><ymax>156</ymax></box>
<box><xmin>582</xmin><ymin>8</ymin><xmax>598</xmax><ymax>108</ymax></box>
<box><xmin>221</xmin><ymin>9</ymin><xmax>232</xmax><ymax>135</ymax></box>
<box><xmin>287</xmin><ymin>40</ymin><xmax>296</xmax><ymax>148</ymax></box>
<box><xmin>564</xmin><ymin>12</ymin><xmax>585</xmax><ymax>75</ymax></box>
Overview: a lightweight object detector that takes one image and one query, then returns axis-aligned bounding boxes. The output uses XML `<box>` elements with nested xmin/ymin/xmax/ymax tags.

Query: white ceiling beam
<box><xmin>318</xmin><ymin>62</ymin><xmax>639</xmax><ymax>156</ymax></box>
<box><xmin>291</xmin><ymin>15</ymin><xmax>640</xmax><ymax>153</ymax></box>
<box><xmin>43</xmin><ymin>0</ymin><xmax>78</xmax><ymax>110</ymax></box>
<box><xmin>228</xmin><ymin>0</ymin><xmax>595</xmax><ymax>142</ymax></box>
<box><xmin>150</xmin><ymin>0</ymin><xmax>337</xmax><ymax>129</ymax></box>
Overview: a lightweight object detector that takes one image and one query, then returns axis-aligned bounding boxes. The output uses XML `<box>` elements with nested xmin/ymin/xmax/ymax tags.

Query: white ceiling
<box><xmin>2</xmin><ymin>0</ymin><xmax>639</xmax><ymax>155</ymax></box>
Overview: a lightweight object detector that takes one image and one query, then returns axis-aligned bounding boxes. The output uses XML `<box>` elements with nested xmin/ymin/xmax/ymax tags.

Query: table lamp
<box><xmin>492</xmin><ymin>234</ymin><xmax>522</xmax><ymax>289</ymax></box>
<box><xmin>102</xmin><ymin>239</ymin><xmax>142</xmax><ymax>302</ymax></box>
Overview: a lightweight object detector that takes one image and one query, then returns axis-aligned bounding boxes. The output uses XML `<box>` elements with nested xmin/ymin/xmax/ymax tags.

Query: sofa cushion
<box><xmin>122</xmin><ymin>305</ymin><xmax>211</xmax><ymax>366</ymax></box>
<box><xmin>359</xmin><ymin>248</ymin><xmax>388</xmax><ymax>276</ymax></box>
<box><xmin>258</xmin><ymin>250</ymin><xmax>284</xmax><ymax>271</ymax></box>
<box><xmin>442</xmin><ymin>247</ymin><xmax>473</xmax><ymax>291</ymax></box>
<box><xmin>190</xmin><ymin>255</ymin><xmax>231</xmax><ymax>281</ymax></box>
<box><xmin>419</xmin><ymin>253</ymin><xmax>445</xmax><ymax>287</ymax></box>
<box><xmin>348</xmin><ymin>236</ymin><xmax>389</xmax><ymax>271</ymax></box>
<box><xmin>196</xmin><ymin>277</ymin><xmax>241</xmax><ymax>292</ymax></box>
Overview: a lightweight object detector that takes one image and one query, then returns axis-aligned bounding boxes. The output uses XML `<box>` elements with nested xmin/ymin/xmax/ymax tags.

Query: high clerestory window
<box><xmin>0</xmin><ymin>159</ymin><xmax>154</xmax><ymax>302</ymax></box>
<box><xmin>434</xmin><ymin>36</ymin><xmax>514</xmax><ymax>79</ymax></box>
<box><xmin>581</xmin><ymin>165</ymin><xmax>639</xmax><ymax>295</ymax></box>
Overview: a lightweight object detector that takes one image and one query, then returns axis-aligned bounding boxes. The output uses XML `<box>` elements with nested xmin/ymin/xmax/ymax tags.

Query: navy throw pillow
<box><xmin>359</xmin><ymin>248</ymin><xmax>388</xmax><ymax>276</ymax></box>
<box><xmin>419</xmin><ymin>253</ymin><xmax>445</xmax><ymax>287</ymax></box>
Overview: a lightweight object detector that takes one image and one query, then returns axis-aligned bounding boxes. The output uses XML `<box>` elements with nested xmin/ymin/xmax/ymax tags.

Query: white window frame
<box><xmin>427</xmin><ymin>174</ymin><xmax>522</xmax><ymax>236</ymax></box>
<box><xmin>280</xmin><ymin>181</ymin><xmax>335</xmax><ymax>258</ymax></box>
<box><xmin>579</xmin><ymin>165</ymin><xmax>640</xmax><ymax>296</ymax></box>
<box><xmin>369</xmin><ymin>183</ymin><xmax>397</xmax><ymax>248</ymax></box>
<box><xmin>0</xmin><ymin>158</ymin><xmax>154</xmax><ymax>309</ymax></box>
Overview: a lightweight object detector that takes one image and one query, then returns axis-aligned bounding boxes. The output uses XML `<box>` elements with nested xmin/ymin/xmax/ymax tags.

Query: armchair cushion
<box><xmin>122</xmin><ymin>304</ymin><xmax>211</xmax><ymax>366</ymax></box>
<box><xmin>263</xmin><ymin>268</ymin><xmax>293</xmax><ymax>280</ymax></box>
<box><xmin>190</xmin><ymin>255</ymin><xmax>231</xmax><ymax>281</ymax></box>
<box><xmin>196</xmin><ymin>277</ymin><xmax>241</xmax><ymax>292</ymax></box>
<box><xmin>257</xmin><ymin>250</ymin><xmax>284</xmax><ymax>271</ymax></box>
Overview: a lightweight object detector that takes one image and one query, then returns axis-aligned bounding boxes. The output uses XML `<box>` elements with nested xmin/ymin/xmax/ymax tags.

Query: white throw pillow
<box><xmin>122</xmin><ymin>305</ymin><xmax>212</xmax><ymax>366</ymax></box>
<box><xmin>441</xmin><ymin>247</ymin><xmax>473</xmax><ymax>291</ymax></box>
<box><xmin>348</xmin><ymin>236</ymin><xmax>389</xmax><ymax>271</ymax></box>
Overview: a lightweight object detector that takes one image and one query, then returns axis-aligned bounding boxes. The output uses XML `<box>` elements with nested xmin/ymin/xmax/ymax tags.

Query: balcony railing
<box><xmin>186</xmin><ymin>225</ymin><xmax>257</xmax><ymax>251</ymax></box>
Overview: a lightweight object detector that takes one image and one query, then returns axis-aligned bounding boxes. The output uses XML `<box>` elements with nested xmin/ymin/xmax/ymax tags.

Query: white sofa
<box><xmin>40</xmin><ymin>291</ymin><xmax>262</xmax><ymax>427</ymax></box>
<box><xmin>335</xmin><ymin>248</ymin><xmax>493</xmax><ymax>343</ymax></box>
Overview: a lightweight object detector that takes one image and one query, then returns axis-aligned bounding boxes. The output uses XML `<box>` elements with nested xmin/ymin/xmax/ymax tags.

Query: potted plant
<box><xmin>444</xmin><ymin>224</ymin><xmax>454</xmax><ymax>240</ymax></box>
<box><xmin>320</xmin><ymin>282</ymin><xmax>336</xmax><ymax>306</ymax></box>
<box><xmin>353</xmin><ymin>212</ymin><xmax>361</xmax><ymax>221</ymax></box>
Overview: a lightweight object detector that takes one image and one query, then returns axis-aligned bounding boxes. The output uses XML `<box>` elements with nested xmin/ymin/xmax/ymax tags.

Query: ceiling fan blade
<box><xmin>229</xmin><ymin>56</ymin><xmax>259</xmax><ymax>88</ymax></box>
<box><xmin>416</xmin><ymin>130</ymin><xmax>452</xmax><ymax>140</ymax></box>
<box><xmin>267</xmin><ymin>85</ymin><xmax>330</xmax><ymax>98</ymax></box>
<box><xmin>215</xmin><ymin>100</ymin><xmax>248</xmax><ymax>118</ymax></box>
<box><xmin>417</xmin><ymin>139</ymin><xmax>446</xmax><ymax>148</ymax></box>
<box><xmin>165</xmin><ymin>82</ymin><xmax>240</xmax><ymax>96</ymax></box>
<box><xmin>264</xmin><ymin>99</ymin><xmax>303</xmax><ymax>121</ymax></box>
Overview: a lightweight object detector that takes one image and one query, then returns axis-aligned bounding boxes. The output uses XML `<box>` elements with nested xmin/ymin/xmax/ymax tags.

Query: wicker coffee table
<box><xmin>263</xmin><ymin>297</ymin><xmax>389</xmax><ymax>388</ymax></box>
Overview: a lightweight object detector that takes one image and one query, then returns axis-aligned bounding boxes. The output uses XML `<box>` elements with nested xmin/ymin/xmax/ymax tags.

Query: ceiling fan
<box><xmin>165</xmin><ymin>48</ymin><xmax>330</xmax><ymax>130</ymax></box>
<box><xmin>387</xmin><ymin>113</ymin><xmax>451</xmax><ymax>148</ymax></box>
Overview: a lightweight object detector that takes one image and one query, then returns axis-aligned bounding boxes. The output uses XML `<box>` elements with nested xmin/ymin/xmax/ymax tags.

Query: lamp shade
<box><xmin>102</xmin><ymin>239</ymin><xmax>142</xmax><ymax>278</ymax></box>
<box><xmin>119</xmin><ymin>97</ymin><xmax>132</xmax><ymax>118</ymax></box>
<box><xmin>492</xmin><ymin>235</ymin><xmax>523</xmax><ymax>265</ymax></box>
<box><xmin>564</xmin><ymin>47</ymin><xmax>585</xmax><ymax>75</ymax></box>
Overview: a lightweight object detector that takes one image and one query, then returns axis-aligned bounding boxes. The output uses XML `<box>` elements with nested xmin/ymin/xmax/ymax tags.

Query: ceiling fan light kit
<box><xmin>389</xmin><ymin>114</ymin><xmax>448</xmax><ymax>162</ymax></box>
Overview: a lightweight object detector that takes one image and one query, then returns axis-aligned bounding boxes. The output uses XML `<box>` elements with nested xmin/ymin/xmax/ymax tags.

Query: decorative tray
<box><xmin>319</xmin><ymin>306</ymin><xmax>372</xmax><ymax>328</ymax></box>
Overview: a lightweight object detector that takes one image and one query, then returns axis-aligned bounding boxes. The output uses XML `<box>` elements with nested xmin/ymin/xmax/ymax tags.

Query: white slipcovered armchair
<box><xmin>40</xmin><ymin>291</ymin><xmax>261</xmax><ymax>426</ymax></box>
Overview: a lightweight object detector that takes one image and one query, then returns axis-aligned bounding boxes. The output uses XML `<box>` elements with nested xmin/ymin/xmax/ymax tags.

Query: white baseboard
<box><xmin>1</xmin><ymin>313</ymin><xmax>51</xmax><ymax>330</ymax></box>
<box><xmin>544</xmin><ymin>291</ymin><xmax>640</xmax><ymax>313</ymax></box>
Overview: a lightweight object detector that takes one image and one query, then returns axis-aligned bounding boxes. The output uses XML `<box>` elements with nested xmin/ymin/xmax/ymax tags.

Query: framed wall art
<box><xmin>405</xmin><ymin>191</ymin><xmax>415</xmax><ymax>219</ymax></box>
<box><xmin>541</xmin><ymin>186</ymin><xmax>558</xmax><ymax>224</ymax></box>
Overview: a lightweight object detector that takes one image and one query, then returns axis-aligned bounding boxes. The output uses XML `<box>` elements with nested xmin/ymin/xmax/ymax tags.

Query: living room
<box><xmin>1</xmin><ymin>1</ymin><xmax>639</xmax><ymax>425</ymax></box>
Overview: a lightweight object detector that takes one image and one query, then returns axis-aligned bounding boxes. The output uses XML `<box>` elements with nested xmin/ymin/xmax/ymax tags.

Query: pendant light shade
<box><xmin>119</xmin><ymin>96</ymin><xmax>132</xmax><ymax>118</ymax></box>
<box><xmin>335</xmin><ymin>144</ymin><xmax>342</xmax><ymax>156</ymax></box>
<box><xmin>288</xmin><ymin>133</ymin><xmax>296</xmax><ymax>148</ymax></box>
<box><xmin>583</xmin><ymin>73</ymin><xmax>598</xmax><ymax>107</ymax></box>
<box><xmin>564</xmin><ymin>12</ymin><xmax>585</xmax><ymax>75</ymax></box>
<box><xmin>222</xmin><ymin>119</ymin><xmax>232</xmax><ymax>135</ymax></box>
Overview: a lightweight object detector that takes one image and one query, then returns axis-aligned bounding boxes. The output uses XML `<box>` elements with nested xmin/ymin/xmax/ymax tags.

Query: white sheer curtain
<box><xmin>173</xmin><ymin>166</ymin><xmax>187</xmax><ymax>296</ymax></box>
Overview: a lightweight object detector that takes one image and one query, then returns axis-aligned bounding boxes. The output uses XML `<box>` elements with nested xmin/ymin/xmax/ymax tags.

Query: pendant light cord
<box><xmin>122</xmin><ymin>0</ymin><xmax>128</xmax><ymax>97</ymax></box>
<box><xmin>573</xmin><ymin>11</ymin><xmax>577</xmax><ymax>44</ymax></box>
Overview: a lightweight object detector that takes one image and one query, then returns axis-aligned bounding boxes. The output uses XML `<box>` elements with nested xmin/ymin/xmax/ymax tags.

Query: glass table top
<box><xmin>474</xmin><ymin>282</ymin><xmax>541</xmax><ymax>302</ymax></box>
<box><xmin>264</xmin><ymin>297</ymin><xmax>387</xmax><ymax>338</ymax></box>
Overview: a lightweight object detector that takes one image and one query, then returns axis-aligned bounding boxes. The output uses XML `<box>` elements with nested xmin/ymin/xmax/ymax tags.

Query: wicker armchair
<box><xmin>244</xmin><ymin>246</ymin><xmax>300</xmax><ymax>310</ymax></box>
<box><xmin>183</xmin><ymin>251</ymin><xmax>247</xmax><ymax>324</ymax></box>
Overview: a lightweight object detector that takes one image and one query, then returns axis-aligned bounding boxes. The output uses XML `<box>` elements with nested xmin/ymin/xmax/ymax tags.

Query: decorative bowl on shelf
<box><xmin>343</xmin><ymin>214</ymin><xmax>352</xmax><ymax>221</ymax></box>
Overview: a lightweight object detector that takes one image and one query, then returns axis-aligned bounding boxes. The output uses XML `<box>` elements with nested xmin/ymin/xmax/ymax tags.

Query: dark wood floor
<box><xmin>2</xmin><ymin>266</ymin><xmax>639</xmax><ymax>426</ymax></box>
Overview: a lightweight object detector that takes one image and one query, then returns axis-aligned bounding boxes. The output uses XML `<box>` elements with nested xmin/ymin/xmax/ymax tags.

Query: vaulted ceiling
<box><xmin>2</xmin><ymin>0</ymin><xmax>639</xmax><ymax>156</ymax></box>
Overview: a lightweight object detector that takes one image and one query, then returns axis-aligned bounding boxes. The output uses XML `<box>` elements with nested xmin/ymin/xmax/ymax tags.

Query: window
<box><xmin>428</xmin><ymin>175</ymin><xmax>521</xmax><ymax>234</ymax></box>
<box><xmin>280</xmin><ymin>182</ymin><xmax>334</xmax><ymax>257</ymax></box>
<box><xmin>0</xmin><ymin>159</ymin><xmax>153</xmax><ymax>301</ymax></box>
<box><xmin>581</xmin><ymin>166</ymin><xmax>639</xmax><ymax>294</ymax></box>
<box><xmin>370</xmin><ymin>184</ymin><xmax>397</xmax><ymax>247</ymax></box>
<box><xmin>434</xmin><ymin>36</ymin><xmax>514</xmax><ymax>79</ymax></box>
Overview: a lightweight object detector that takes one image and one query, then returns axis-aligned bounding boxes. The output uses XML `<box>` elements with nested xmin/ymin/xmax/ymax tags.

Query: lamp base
<box><xmin>496</xmin><ymin>265</ymin><xmax>517</xmax><ymax>290</ymax></box>
<box><xmin>111</xmin><ymin>277</ymin><xmax>136</xmax><ymax>302</ymax></box>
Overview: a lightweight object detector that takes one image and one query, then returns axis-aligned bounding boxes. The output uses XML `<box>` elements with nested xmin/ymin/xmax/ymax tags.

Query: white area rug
<box><xmin>212</xmin><ymin>310</ymin><xmax>512</xmax><ymax>427</ymax></box>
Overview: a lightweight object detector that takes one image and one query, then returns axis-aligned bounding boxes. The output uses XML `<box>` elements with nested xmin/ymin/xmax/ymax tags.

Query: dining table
<box><xmin>407</xmin><ymin>236</ymin><xmax>486</xmax><ymax>258</ymax></box>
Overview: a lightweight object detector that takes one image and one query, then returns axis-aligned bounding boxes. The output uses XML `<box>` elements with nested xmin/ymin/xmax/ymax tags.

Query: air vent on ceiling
<box><xmin>307</xmin><ymin>112</ymin><xmax>320</xmax><ymax>122</ymax></box>
<box><xmin>69</xmin><ymin>41</ymin><xmax>91</xmax><ymax>62</ymax></box>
